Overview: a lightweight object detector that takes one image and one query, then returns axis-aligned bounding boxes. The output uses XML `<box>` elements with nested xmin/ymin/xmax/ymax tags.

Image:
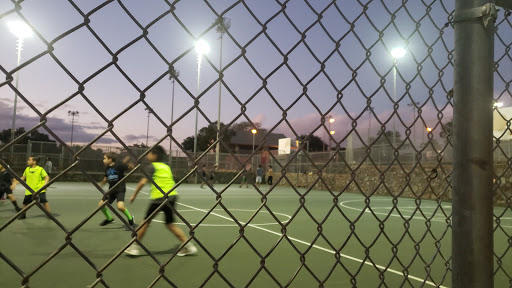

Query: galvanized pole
<box><xmin>452</xmin><ymin>1</ymin><xmax>495</xmax><ymax>287</ymax></box>
<box><xmin>216</xmin><ymin>33</ymin><xmax>223</xmax><ymax>168</ymax></box>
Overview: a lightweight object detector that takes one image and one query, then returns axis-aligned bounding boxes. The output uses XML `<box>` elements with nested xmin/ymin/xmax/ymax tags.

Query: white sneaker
<box><xmin>177</xmin><ymin>244</ymin><xmax>197</xmax><ymax>256</ymax></box>
<box><xmin>124</xmin><ymin>244</ymin><xmax>140</xmax><ymax>256</ymax></box>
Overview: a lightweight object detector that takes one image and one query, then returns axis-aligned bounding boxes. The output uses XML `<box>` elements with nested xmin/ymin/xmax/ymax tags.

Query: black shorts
<box><xmin>145</xmin><ymin>195</ymin><xmax>177</xmax><ymax>224</ymax></box>
<box><xmin>23</xmin><ymin>193</ymin><xmax>48</xmax><ymax>205</ymax></box>
<box><xmin>107</xmin><ymin>190</ymin><xmax>125</xmax><ymax>204</ymax></box>
<box><xmin>0</xmin><ymin>188</ymin><xmax>12</xmax><ymax>196</ymax></box>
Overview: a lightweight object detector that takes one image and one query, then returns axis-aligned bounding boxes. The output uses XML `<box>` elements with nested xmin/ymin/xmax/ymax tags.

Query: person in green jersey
<box><xmin>18</xmin><ymin>156</ymin><xmax>50</xmax><ymax>220</ymax></box>
<box><xmin>125</xmin><ymin>145</ymin><xmax>197</xmax><ymax>257</ymax></box>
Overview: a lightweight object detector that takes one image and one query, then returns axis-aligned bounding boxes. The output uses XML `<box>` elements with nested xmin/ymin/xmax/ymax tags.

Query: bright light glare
<box><xmin>195</xmin><ymin>40</ymin><xmax>210</xmax><ymax>55</ymax></box>
<box><xmin>329</xmin><ymin>118</ymin><xmax>335</xmax><ymax>123</ymax></box>
<box><xmin>426</xmin><ymin>127</ymin><xmax>432</xmax><ymax>132</ymax></box>
<box><xmin>8</xmin><ymin>21</ymin><xmax>33</xmax><ymax>39</ymax></box>
<box><xmin>251</xmin><ymin>129</ymin><xmax>257</xmax><ymax>134</ymax></box>
<box><xmin>494</xmin><ymin>102</ymin><xmax>503</xmax><ymax>108</ymax></box>
<box><xmin>330</xmin><ymin>131</ymin><xmax>335</xmax><ymax>135</ymax></box>
<box><xmin>391</xmin><ymin>47</ymin><xmax>406</xmax><ymax>59</ymax></box>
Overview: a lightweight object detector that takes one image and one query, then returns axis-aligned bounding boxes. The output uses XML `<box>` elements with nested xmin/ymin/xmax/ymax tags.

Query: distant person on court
<box><xmin>209</xmin><ymin>164</ymin><xmax>217</xmax><ymax>186</ymax></box>
<box><xmin>97</xmin><ymin>152</ymin><xmax>136</xmax><ymax>228</ymax></box>
<box><xmin>266</xmin><ymin>165</ymin><xmax>273</xmax><ymax>186</ymax></box>
<box><xmin>256</xmin><ymin>165</ymin><xmax>264</xmax><ymax>188</ymax></box>
<box><xmin>125</xmin><ymin>145</ymin><xmax>197</xmax><ymax>257</ymax></box>
<box><xmin>199</xmin><ymin>164</ymin><xmax>208</xmax><ymax>189</ymax></box>
<box><xmin>239</xmin><ymin>165</ymin><xmax>250</xmax><ymax>188</ymax></box>
<box><xmin>18</xmin><ymin>156</ymin><xmax>50</xmax><ymax>219</ymax></box>
<box><xmin>0</xmin><ymin>159</ymin><xmax>21</xmax><ymax>212</ymax></box>
<box><xmin>44</xmin><ymin>157</ymin><xmax>53</xmax><ymax>177</ymax></box>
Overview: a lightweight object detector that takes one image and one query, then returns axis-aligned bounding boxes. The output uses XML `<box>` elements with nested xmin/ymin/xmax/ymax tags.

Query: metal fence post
<box><xmin>452</xmin><ymin>1</ymin><xmax>496</xmax><ymax>287</ymax></box>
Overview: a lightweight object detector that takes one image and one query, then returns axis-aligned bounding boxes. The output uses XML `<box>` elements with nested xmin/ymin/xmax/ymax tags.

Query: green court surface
<box><xmin>1</xmin><ymin>183</ymin><xmax>511</xmax><ymax>287</ymax></box>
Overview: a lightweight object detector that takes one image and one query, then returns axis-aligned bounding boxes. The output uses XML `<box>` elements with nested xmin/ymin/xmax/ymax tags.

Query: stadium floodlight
<box><xmin>8</xmin><ymin>21</ymin><xmax>33</xmax><ymax>39</ymax></box>
<box><xmin>193</xmin><ymin>40</ymin><xmax>210</xmax><ymax>162</ymax></box>
<box><xmin>8</xmin><ymin>21</ymin><xmax>33</xmax><ymax>157</ymax></box>
<box><xmin>391</xmin><ymin>47</ymin><xmax>406</xmax><ymax>59</ymax></box>
<box><xmin>391</xmin><ymin>47</ymin><xmax>407</xmax><ymax>147</ymax></box>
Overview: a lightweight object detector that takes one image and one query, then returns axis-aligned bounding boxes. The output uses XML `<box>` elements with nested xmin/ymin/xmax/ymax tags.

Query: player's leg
<box><xmin>18</xmin><ymin>195</ymin><xmax>31</xmax><ymax>219</ymax></box>
<box><xmin>6</xmin><ymin>191</ymin><xmax>21</xmax><ymax>211</ymax></box>
<box><xmin>98</xmin><ymin>194</ymin><xmax>115</xmax><ymax>226</ymax></box>
<box><xmin>116</xmin><ymin>191</ymin><xmax>135</xmax><ymax>227</ymax></box>
<box><xmin>125</xmin><ymin>201</ymin><xmax>158</xmax><ymax>256</ymax></box>
<box><xmin>163</xmin><ymin>196</ymin><xmax>197</xmax><ymax>256</ymax></box>
<box><xmin>38</xmin><ymin>193</ymin><xmax>51</xmax><ymax>213</ymax></box>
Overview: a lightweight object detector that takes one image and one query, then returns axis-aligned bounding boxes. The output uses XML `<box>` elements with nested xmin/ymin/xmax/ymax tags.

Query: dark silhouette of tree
<box><xmin>439</xmin><ymin>120</ymin><xmax>453</xmax><ymax>141</ymax></box>
<box><xmin>373</xmin><ymin>130</ymin><xmax>402</xmax><ymax>145</ymax></box>
<box><xmin>182</xmin><ymin>122</ymin><xmax>235</xmax><ymax>152</ymax></box>
<box><xmin>0</xmin><ymin>128</ymin><xmax>54</xmax><ymax>144</ymax></box>
<box><xmin>297</xmin><ymin>134</ymin><xmax>326</xmax><ymax>152</ymax></box>
<box><xmin>230</xmin><ymin>121</ymin><xmax>267</xmax><ymax>134</ymax></box>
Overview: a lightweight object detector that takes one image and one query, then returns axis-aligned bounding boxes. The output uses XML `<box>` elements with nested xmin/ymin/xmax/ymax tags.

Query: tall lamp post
<box><xmin>328</xmin><ymin>115</ymin><xmax>335</xmax><ymax>151</ymax></box>
<box><xmin>68</xmin><ymin>111</ymin><xmax>79</xmax><ymax>147</ymax></box>
<box><xmin>144</xmin><ymin>107</ymin><xmax>153</xmax><ymax>147</ymax></box>
<box><xmin>215</xmin><ymin>17</ymin><xmax>231</xmax><ymax>168</ymax></box>
<box><xmin>391</xmin><ymin>47</ymin><xmax>406</xmax><ymax>147</ymax></box>
<box><xmin>368</xmin><ymin>106</ymin><xmax>374</xmax><ymax>144</ymax></box>
<box><xmin>8</xmin><ymin>21</ymin><xmax>33</xmax><ymax>156</ymax></box>
<box><xmin>251</xmin><ymin>128</ymin><xmax>257</xmax><ymax>168</ymax></box>
<box><xmin>407</xmin><ymin>101</ymin><xmax>420</xmax><ymax>145</ymax></box>
<box><xmin>169</xmin><ymin>69</ymin><xmax>179</xmax><ymax>165</ymax></box>
<box><xmin>251</xmin><ymin>129</ymin><xmax>257</xmax><ymax>153</ymax></box>
<box><xmin>194</xmin><ymin>40</ymin><xmax>210</xmax><ymax>159</ymax></box>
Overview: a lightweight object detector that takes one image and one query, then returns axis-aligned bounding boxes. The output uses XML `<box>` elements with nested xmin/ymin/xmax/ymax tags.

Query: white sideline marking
<box><xmin>339</xmin><ymin>199</ymin><xmax>512</xmax><ymax>229</ymax></box>
<box><xmin>176</xmin><ymin>202</ymin><xmax>447</xmax><ymax>288</ymax></box>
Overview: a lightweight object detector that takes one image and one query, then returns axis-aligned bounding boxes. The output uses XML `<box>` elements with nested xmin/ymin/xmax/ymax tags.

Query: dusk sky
<box><xmin>0</xmin><ymin>1</ymin><xmax>509</xmax><ymax>151</ymax></box>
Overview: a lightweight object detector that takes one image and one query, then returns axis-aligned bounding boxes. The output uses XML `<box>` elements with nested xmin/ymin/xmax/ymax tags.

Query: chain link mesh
<box><xmin>0</xmin><ymin>0</ymin><xmax>511</xmax><ymax>287</ymax></box>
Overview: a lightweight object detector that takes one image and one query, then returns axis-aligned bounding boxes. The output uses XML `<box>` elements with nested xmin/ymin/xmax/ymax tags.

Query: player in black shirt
<box><xmin>0</xmin><ymin>159</ymin><xmax>21</xmax><ymax>212</ymax></box>
<box><xmin>97</xmin><ymin>152</ymin><xmax>136</xmax><ymax>228</ymax></box>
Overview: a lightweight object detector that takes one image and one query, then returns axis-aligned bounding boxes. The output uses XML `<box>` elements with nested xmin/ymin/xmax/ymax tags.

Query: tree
<box><xmin>182</xmin><ymin>122</ymin><xmax>235</xmax><ymax>152</ymax></box>
<box><xmin>373</xmin><ymin>130</ymin><xmax>402</xmax><ymax>145</ymax></box>
<box><xmin>0</xmin><ymin>127</ymin><xmax>54</xmax><ymax>144</ymax></box>
<box><xmin>297</xmin><ymin>134</ymin><xmax>326</xmax><ymax>152</ymax></box>
<box><xmin>230</xmin><ymin>121</ymin><xmax>267</xmax><ymax>134</ymax></box>
<box><xmin>439</xmin><ymin>120</ymin><xmax>453</xmax><ymax>141</ymax></box>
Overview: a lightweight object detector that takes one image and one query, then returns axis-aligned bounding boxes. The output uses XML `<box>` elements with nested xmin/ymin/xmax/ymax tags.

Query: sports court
<box><xmin>1</xmin><ymin>182</ymin><xmax>511</xmax><ymax>287</ymax></box>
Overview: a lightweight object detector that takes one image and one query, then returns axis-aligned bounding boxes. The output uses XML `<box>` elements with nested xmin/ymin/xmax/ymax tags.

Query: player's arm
<box><xmin>98</xmin><ymin>177</ymin><xmax>107</xmax><ymax>187</ymax></box>
<box><xmin>129</xmin><ymin>178</ymin><xmax>148</xmax><ymax>203</ymax></box>
<box><xmin>10</xmin><ymin>177</ymin><xmax>17</xmax><ymax>191</ymax></box>
<box><xmin>122</xmin><ymin>155</ymin><xmax>135</xmax><ymax>170</ymax></box>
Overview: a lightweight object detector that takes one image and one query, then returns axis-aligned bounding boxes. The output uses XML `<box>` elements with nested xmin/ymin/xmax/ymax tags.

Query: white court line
<box><xmin>126</xmin><ymin>188</ymin><xmax>447</xmax><ymax>286</ymax></box>
<box><xmin>340</xmin><ymin>199</ymin><xmax>512</xmax><ymax>229</ymax></box>
<box><xmin>174</xmin><ymin>201</ymin><xmax>447</xmax><ymax>288</ymax></box>
<box><xmin>153</xmin><ymin>209</ymin><xmax>292</xmax><ymax>227</ymax></box>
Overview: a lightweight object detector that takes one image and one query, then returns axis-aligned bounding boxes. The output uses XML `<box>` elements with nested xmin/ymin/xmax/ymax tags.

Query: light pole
<box><xmin>251</xmin><ymin>129</ymin><xmax>257</xmax><ymax>153</ymax></box>
<box><xmin>68</xmin><ymin>111</ymin><xmax>79</xmax><ymax>147</ymax></box>
<box><xmin>145</xmin><ymin>107</ymin><xmax>153</xmax><ymax>147</ymax></box>
<box><xmin>8</xmin><ymin>21</ymin><xmax>33</xmax><ymax>156</ymax></box>
<box><xmin>169</xmin><ymin>69</ymin><xmax>179</xmax><ymax>165</ymax></box>
<box><xmin>391</xmin><ymin>47</ymin><xmax>406</xmax><ymax>147</ymax></box>
<box><xmin>367</xmin><ymin>106</ymin><xmax>374</xmax><ymax>144</ymax></box>
<box><xmin>407</xmin><ymin>101</ymin><xmax>419</xmax><ymax>145</ymax></box>
<box><xmin>423</xmin><ymin>126</ymin><xmax>432</xmax><ymax>147</ymax></box>
<box><xmin>215</xmin><ymin>17</ymin><xmax>231</xmax><ymax>168</ymax></box>
<box><xmin>328</xmin><ymin>115</ymin><xmax>335</xmax><ymax>151</ymax></box>
<box><xmin>194</xmin><ymin>40</ymin><xmax>210</xmax><ymax>159</ymax></box>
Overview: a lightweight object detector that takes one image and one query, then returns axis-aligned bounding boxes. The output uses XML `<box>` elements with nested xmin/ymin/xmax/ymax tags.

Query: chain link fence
<box><xmin>0</xmin><ymin>0</ymin><xmax>511</xmax><ymax>287</ymax></box>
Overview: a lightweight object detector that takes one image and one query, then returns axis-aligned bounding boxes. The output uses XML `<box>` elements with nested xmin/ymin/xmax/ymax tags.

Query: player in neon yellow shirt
<box><xmin>124</xmin><ymin>145</ymin><xmax>197</xmax><ymax>257</ymax></box>
<box><xmin>19</xmin><ymin>156</ymin><xmax>50</xmax><ymax>220</ymax></box>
